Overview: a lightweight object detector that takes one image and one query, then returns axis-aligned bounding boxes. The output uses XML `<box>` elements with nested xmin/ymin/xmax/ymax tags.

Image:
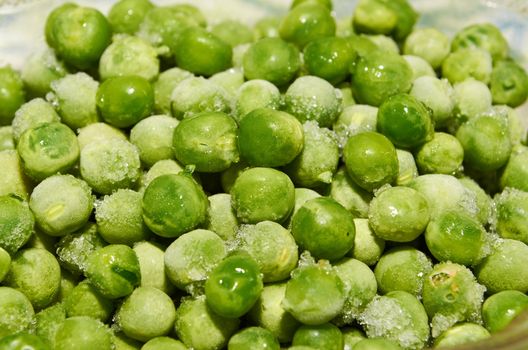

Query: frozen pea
<box><xmin>49</xmin><ymin>72</ymin><xmax>100</xmax><ymax>129</ymax></box>
<box><xmin>403</xmin><ymin>27</ymin><xmax>450</xmax><ymax>69</ymax></box>
<box><xmin>173</xmin><ymin>112</ymin><xmax>239</xmax><ymax>172</ymax></box>
<box><xmin>292</xmin><ymin>197</ymin><xmax>355</xmax><ymax>261</ymax></box>
<box><xmin>232</xmin><ymin>43</ymin><xmax>251</xmax><ymax>68</ymax></box>
<box><xmin>0</xmin><ymin>126</ymin><xmax>14</xmax><ymax>151</ymax></box>
<box><xmin>0</xmin><ymin>287</ymin><xmax>35</xmax><ymax>338</ymax></box>
<box><xmin>422</xmin><ymin>262</ymin><xmax>486</xmax><ymax>337</ymax></box>
<box><xmin>142</xmin><ymin>337</ymin><xmax>186</xmax><ymax>350</ymax></box>
<box><xmin>368</xmin><ymin>186</ymin><xmax>430</xmax><ymax>242</ymax></box>
<box><xmin>332</xmin><ymin>104</ymin><xmax>378</xmax><ymax>144</ymax></box>
<box><xmin>238</xmin><ymin>108</ymin><xmax>303</xmax><ymax>167</ymax></box>
<box><xmin>34</xmin><ymin>302</ymin><xmax>66</xmax><ymax>348</ymax></box>
<box><xmin>17</xmin><ymin>122</ymin><xmax>79</xmax><ymax>182</ymax></box>
<box><xmin>153</xmin><ymin>68</ymin><xmax>193</xmax><ymax>115</ymax></box>
<box><xmin>500</xmin><ymin>145</ymin><xmax>528</xmax><ymax>192</ymax></box>
<box><xmin>292</xmin><ymin>323</ymin><xmax>342</xmax><ymax>350</ymax></box>
<box><xmin>211</xmin><ymin>20</ymin><xmax>253</xmax><ymax>47</ymax></box>
<box><xmin>396</xmin><ymin>149</ymin><xmax>418</xmax><ymax>186</ymax></box>
<box><xmin>348</xmin><ymin>218</ymin><xmax>385</xmax><ymax>266</ymax></box>
<box><xmin>99</xmin><ymin>36</ymin><xmax>160</xmax><ymax>81</ymax></box>
<box><xmin>284</xmin><ymin>121</ymin><xmax>339</xmax><ymax>188</ymax></box>
<box><xmin>209</xmin><ymin>69</ymin><xmax>245</xmax><ymax>100</ymax></box>
<box><xmin>95</xmin><ymin>189</ymin><xmax>151</xmax><ymax>245</ymax></box>
<box><xmin>342</xmin><ymin>328</ymin><xmax>366</xmax><ymax>350</ymax></box>
<box><xmin>329</xmin><ymin>167</ymin><xmax>372</xmax><ymax>218</ymax></box>
<box><xmin>117</xmin><ymin>287</ymin><xmax>176</xmax><ymax>342</ymax></box>
<box><xmin>490</xmin><ymin>60</ymin><xmax>528</xmax><ymax>107</ymax></box>
<box><xmin>4</xmin><ymin>248</ymin><xmax>61</xmax><ymax>310</ymax></box>
<box><xmin>453</xmin><ymin>78</ymin><xmax>492</xmax><ymax>123</ymax></box>
<box><xmin>221</xmin><ymin>161</ymin><xmax>249</xmax><ymax>193</ymax></box>
<box><xmin>85</xmin><ymin>244</ymin><xmax>141</xmax><ymax>299</ymax></box>
<box><xmin>21</xmin><ymin>48</ymin><xmax>68</xmax><ymax>98</ymax></box>
<box><xmin>354</xmin><ymin>338</ymin><xmax>402</xmax><ymax>350</ymax></box>
<box><xmin>235</xmin><ymin>221</ymin><xmax>298</xmax><ymax>283</ymax></box>
<box><xmin>130</xmin><ymin>115</ymin><xmax>178</xmax><ymax>167</ymax></box>
<box><xmin>333</xmin><ymin>258</ymin><xmax>377</xmax><ymax>325</ymax></box>
<box><xmin>64</xmin><ymin>281</ymin><xmax>114</xmax><ymax>322</ymax></box>
<box><xmin>402</xmin><ymin>55</ymin><xmax>436</xmax><ymax>81</ymax></box>
<box><xmin>482</xmin><ymin>290</ymin><xmax>528</xmax><ymax>334</ymax></box>
<box><xmin>284</xmin><ymin>75</ymin><xmax>342</xmax><ymax>128</ymax></box>
<box><xmin>243</xmin><ymin>37</ymin><xmax>301</xmax><ymax>87</ymax></box>
<box><xmin>55</xmin><ymin>222</ymin><xmax>106</xmax><ymax>275</ymax></box>
<box><xmin>476</xmin><ymin>239</ymin><xmax>528</xmax><ymax>293</ymax></box>
<box><xmin>442</xmin><ymin>48</ymin><xmax>492</xmax><ymax>84</ymax></box>
<box><xmin>279</xmin><ymin>2</ymin><xmax>335</xmax><ymax>48</ymax></box>
<box><xmin>231</xmin><ymin>167</ymin><xmax>295</xmax><ymax>224</ymax></box>
<box><xmin>170</xmin><ymin>77</ymin><xmax>231</xmax><ymax>119</ymax></box>
<box><xmin>174</xmin><ymin>296</ymin><xmax>240</xmax><ymax>350</ymax></box>
<box><xmin>291</xmin><ymin>0</ymin><xmax>332</xmax><ymax>9</ymax></box>
<box><xmin>338</xmin><ymin>83</ymin><xmax>356</xmax><ymax>107</ymax></box>
<box><xmin>29</xmin><ymin>174</ymin><xmax>93</xmax><ymax>237</ymax></box>
<box><xmin>169</xmin><ymin>4</ymin><xmax>206</xmax><ymax>27</ymax></box>
<box><xmin>235</xmin><ymin>79</ymin><xmax>281</xmax><ymax>122</ymax></box>
<box><xmin>303</xmin><ymin>36</ymin><xmax>355</xmax><ymax>85</ymax></box>
<box><xmin>494</xmin><ymin>188</ymin><xmax>528</xmax><ymax>244</ymax></box>
<box><xmin>0</xmin><ymin>332</ymin><xmax>51</xmax><ymax>349</ymax></box>
<box><xmin>228</xmin><ymin>327</ymin><xmax>280</xmax><ymax>350</ymax></box>
<box><xmin>358</xmin><ymin>291</ymin><xmax>429</xmax><ymax>350</ymax></box>
<box><xmin>343</xmin><ymin>131</ymin><xmax>399</xmax><ymax>192</ymax></box>
<box><xmin>205</xmin><ymin>193</ymin><xmax>239</xmax><ymax>241</ymax></box>
<box><xmin>77</xmin><ymin>122</ymin><xmax>127</xmax><ymax>150</ymax></box>
<box><xmin>282</xmin><ymin>261</ymin><xmax>346</xmax><ymax>325</ymax></box>
<box><xmin>254</xmin><ymin>17</ymin><xmax>281</xmax><ymax>39</ymax></box>
<box><xmin>113</xmin><ymin>332</ymin><xmax>143</xmax><ymax>350</ymax></box>
<box><xmin>351</xmin><ymin>50</ymin><xmax>413</xmax><ymax>107</ymax></box>
<box><xmin>456</xmin><ymin>113</ymin><xmax>512</xmax><ymax>172</ymax></box>
<box><xmin>80</xmin><ymin>139</ymin><xmax>141</xmax><ymax>195</ymax></box>
<box><xmin>142</xmin><ymin>174</ymin><xmax>208</xmax><ymax>238</ymax></box>
<box><xmin>415</xmin><ymin>132</ymin><xmax>464</xmax><ymax>175</ymax></box>
<box><xmin>488</xmin><ymin>105</ymin><xmax>524</xmax><ymax>145</ymax></box>
<box><xmin>363</xmin><ymin>34</ymin><xmax>399</xmax><ymax>53</ymax></box>
<box><xmin>25</xmin><ymin>226</ymin><xmax>57</xmax><ymax>253</ymax></box>
<box><xmin>410</xmin><ymin>76</ymin><xmax>455</xmax><ymax>128</ymax></box>
<box><xmin>108</xmin><ymin>0</ymin><xmax>154</xmax><ymax>34</ymax></box>
<box><xmin>289</xmin><ymin>188</ymin><xmax>321</xmax><ymax>222</ymax></box>
<box><xmin>11</xmin><ymin>98</ymin><xmax>60</xmax><ymax>143</ymax></box>
<box><xmin>0</xmin><ymin>247</ymin><xmax>10</xmax><ymax>282</ymax></box>
<box><xmin>248</xmin><ymin>283</ymin><xmax>300</xmax><ymax>343</ymax></box>
<box><xmin>140</xmin><ymin>159</ymin><xmax>187</xmax><ymax>191</ymax></box>
<box><xmin>133</xmin><ymin>241</ymin><xmax>174</xmax><ymax>295</ymax></box>
<box><xmin>164</xmin><ymin>229</ymin><xmax>226</xmax><ymax>291</ymax></box>
<box><xmin>451</xmin><ymin>23</ymin><xmax>509</xmax><ymax>62</ymax></box>
<box><xmin>54</xmin><ymin>316</ymin><xmax>112</xmax><ymax>350</ymax></box>
<box><xmin>56</xmin><ymin>268</ymin><xmax>78</xmax><ymax>302</ymax></box>
<box><xmin>0</xmin><ymin>194</ymin><xmax>34</xmax><ymax>255</ymax></box>
<box><xmin>459</xmin><ymin>177</ymin><xmax>492</xmax><ymax>226</ymax></box>
<box><xmin>374</xmin><ymin>246</ymin><xmax>432</xmax><ymax>298</ymax></box>
<box><xmin>434</xmin><ymin>323</ymin><xmax>490</xmax><ymax>348</ymax></box>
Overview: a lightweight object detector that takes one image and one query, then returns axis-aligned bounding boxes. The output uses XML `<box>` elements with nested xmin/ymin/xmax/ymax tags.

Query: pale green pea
<box><xmin>348</xmin><ymin>218</ymin><xmax>385</xmax><ymax>266</ymax></box>
<box><xmin>0</xmin><ymin>150</ymin><xmax>31</xmax><ymax>199</ymax></box>
<box><xmin>170</xmin><ymin>77</ymin><xmax>231</xmax><ymax>119</ymax></box>
<box><xmin>21</xmin><ymin>48</ymin><xmax>68</xmax><ymax>97</ymax></box>
<box><xmin>410</xmin><ymin>76</ymin><xmax>455</xmax><ymax>128</ymax></box>
<box><xmin>204</xmin><ymin>193</ymin><xmax>239</xmax><ymax>241</ymax></box>
<box><xmin>133</xmin><ymin>241</ymin><xmax>174</xmax><ymax>295</ymax></box>
<box><xmin>11</xmin><ymin>98</ymin><xmax>60</xmax><ymax>143</ymax></box>
<box><xmin>77</xmin><ymin>122</ymin><xmax>127</xmax><ymax>150</ymax></box>
<box><xmin>153</xmin><ymin>68</ymin><xmax>193</xmax><ymax>115</ymax></box>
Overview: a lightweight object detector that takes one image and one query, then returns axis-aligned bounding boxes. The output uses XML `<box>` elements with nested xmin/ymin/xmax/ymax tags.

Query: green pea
<box><xmin>174</xmin><ymin>296</ymin><xmax>240</xmax><ymax>350</ymax></box>
<box><xmin>133</xmin><ymin>241</ymin><xmax>174</xmax><ymax>295</ymax></box>
<box><xmin>291</xmin><ymin>0</ymin><xmax>332</xmax><ymax>9</ymax></box>
<box><xmin>354</xmin><ymin>338</ymin><xmax>402</xmax><ymax>350</ymax></box>
<box><xmin>490</xmin><ymin>59</ymin><xmax>528</xmax><ymax>108</ymax></box>
<box><xmin>54</xmin><ymin>316</ymin><xmax>112</xmax><ymax>350</ymax></box>
<box><xmin>403</xmin><ymin>55</ymin><xmax>436</xmax><ymax>81</ymax></box>
<box><xmin>17</xmin><ymin>122</ymin><xmax>79</xmax><ymax>182</ymax></box>
<box><xmin>77</xmin><ymin>122</ymin><xmax>127</xmax><ymax>150</ymax></box>
<box><xmin>96</xmin><ymin>75</ymin><xmax>154</xmax><ymax>128</ymax></box>
<box><xmin>333</xmin><ymin>104</ymin><xmax>377</xmax><ymax>143</ymax></box>
<box><xmin>64</xmin><ymin>281</ymin><xmax>114</xmax><ymax>322</ymax></box>
<box><xmin>44</xmin><ymin>3</ymin><xmax>78</xmax><ymax>48</ymax></box>
<box><xmin>0</xmin><ymin>151</ymin><xmax>30</xmax><ymax>199</ymax></box>
<box><xmin>500</xmin><ymin>145</ymin><xmax>528</xmax><ymax>192</ymax></box>
<box><xmin>0</xmin><ymin>194</ymin><xmax>34</xmax><ymax>255</ymax></box>
<box><xmin>231</xmin><ymin>167</ymin><xmax>295</xmax><ymax>224</ymax></box>
<box><xmin>493</xmin><ymin>188</ymin><xmax>528</xmax><ymax>244</ymax></box>
<box><xmin>451</xmin><ymin>23</ymin><xmax>509</xmax><ymax>62</ymax></box>
<box><xmin>173</xmin><ymin>26</ymin><xmax>232</xmax><ymax>76</ymax></box>
<box><xmin>243</xmin><ymin>37</ymin><xmax>301</xmax><ymax>87</ymax></box>
<box><xmin>415</xmin><ymin>132</ymin><xmax>463</xmax><ymax>175</ymax></box>
<box><xmin>351</xmin><ymin>50</ymin><xmax>413</xmax><ymax>106</ymax></box>
<box><xmin>0</xmin><ymin>66</ymin><xmax>25</xmax><ymax>126</ymax></box>
<box><xmin>46</xmin><ymin>5</ymin><xmax>111</xmax><ymax>70</ymax></box>
<box><xmin>140</xmin><ymin>159</ymin><xmax>188</xmax><ymax>191</ymax></box>
<box><xmin>211</xmin><ymin>20</ymin><xmax>253</xmax><ymax>47</ymax></box>
<box><xmin>453</xmin><ymin>78</ymin><xmax>492</xmax><ymax>124</ymax></box>
<box><xmin>170</xmin><ymin>77</ymin><xmax>231</xmax><ymax>119</ymax></box>
<box><xmin>0</xmin><ymin>287</ymin><xmax>35</xmax><ymax>338</ymax></box>
<box><xmin>253</xmin><ymin>17</ymin><xmax>281</xmax><ymax>39</ymax></box>
<box><xmin>292</xmin><ymin>197</ymin><xmax>355</xmax><ymax>261</ymax></box>
<box><xmin>343</xmin><ymin>131</ymin><xmax>399</xmax><ymax>192</ymax></box>
<box><xmin>228</xmin><ymin>327</ymin><xmax>280</xmax><ymax>350</ymax></box>
<box><xmin>303</xmin><ymin>37</ymin><xmax>356</xmax><ymax>85</ymax></box>
<box><xmin>205</xmin><ymin>193</ymin><xmax>239</xmax><ymax>241</ymax></box>
<box><xmin>152</xmin><ymin>68</ymin><xmax>193</xmax><ymax>115</ymax></box>
<box><xmin>238</xmin><ymin>108</ymin><xmax>303</xmax><ymax>167</ymax></box>
<box><xmin>141</xmin><ymin>337</ymin><xmax>187</xmax><ymax>350</ymax></box>
<box><xmin>169</xmin><ymin>4</ymin><xmax>207</xmax><ymax>27</ymax></box>
<box><xmin>108</xmin><ymin>0</ymin><xmax>154</xmax><ymax>34</ymax></box>
<box><xmin>113</xmin><ymin>332</ymin><xmax>143</xmax><ymax>350</ymax></box>
<box><xmin>85</xmin><ymin>244</ymin><xmax>141</xmax><ymax>299</ymax></box>
<box><xmin>279</xmin><ymin>2</ymin><xmax>335</xmax><ymax>48</ymax></box>
<box><xmin>396</xmin><ymin>149</ymin><xmax>419</xmax><ymax>186</ymax></box>
<box><xmin>234</xmin><ymin>80</ymin><xmax>281</xmax><ymax>122</ymax></box>
<box><xmin>364</xmin><ymin>33</ymin><xmax>399</xmax><ymax>53</ymax></box>
<box><xmin>482</xmin><ymin>290</ymin><xmax>528</xmax><ymax>334</ymax></box>
<box><xmin>0</xmin><ymin>332</ymin><xmax>51</xmax><ymax>350</ymax></box>
<box><xmin>434</xmin><ymin>323</ymin><xmax>490</xmax><ymax>348</ymax></box>
<box><xmin>292</xmin><ymin>323</ymin><xmax>343</xmax><ymax>350</ymax></box>
<box><xmin>442</xmin><ymin>48</ymin><xmax>493</xmax><ymax>84</ymax></box>
<box><xmin>34</xmin><ymin>302</ymin><xmax>65</xmax><ymax>349</ymax></box>
<box><xmin>205</xmin><ymin>253</ymin><xmax>263</xmax><ymax>318</ymax></box>
<box><xmin>459</xmin><ymin>177</ymin><xmax>492</xmax><ymax>226</ymax></box>
<box><xmin>116</xmin><ymin>287</ymin><xmax>176</xmax><ymax>342</ymax></box>
<box><xmin>142</xmin><ymin>173</ymin><xmax>208</xmax><ymax>238</ymax></box>
<box><xmin>21</xmin><ymin>48</ymin><xmax>68</xmax><ymax>98</ymax></box>
<box><xmin>282</xmin><ymin>261</ymin><xmax>346</xmax><ymax>325</ymax></box>
<box><xmin>29</xmin><ymin>174</ymin><xmax>93</xmax><ymax>237</ymax></box>
<box><xmin>403</xmin><ymin>27</ymin><xmax>450</xmax><ymax>69</ymax></box>
<box><xmin>348</xmin><ymin>218</ymin><xmax>385</xmax><ymax>266</ymax></box>
<box><xmin>0</xmin><ymin>246</ymin><xmax>10</xmax><ymax>283</ymax></box>
<box><xmin>329</xmin><ymin>167</ymin><xmax>372</xmax><ymax>218</ymax></box>
<box><xmin>0</xmin><ymin>126</ymin><xmax>14</xmax><ymax>151</ymax></box>
<box><xmin>410</xmin><ymin>76</ymin><xmax>455</xmax><ymax>128</ymax></box>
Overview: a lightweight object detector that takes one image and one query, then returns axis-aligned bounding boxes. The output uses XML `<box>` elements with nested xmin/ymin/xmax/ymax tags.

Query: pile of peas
<box><xmin>1</xmin><ymin>0</ymin><xmax>528</xmax><ymax>349</ymax></box>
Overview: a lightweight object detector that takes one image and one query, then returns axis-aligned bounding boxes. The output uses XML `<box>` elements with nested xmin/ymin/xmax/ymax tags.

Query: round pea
<box><xmin>0</xmin><ymin>287</ymin><xmax>35</xmax><ymax>338</ymax></box>
<box><xmin>490</xmin><ymin>59</ymin><xmax>528</xmax><ymax>108</ymax></box>
<box><xmin>0</xmin><ymin>332</ymin><xmax>51</xmax><ymax>350</ymax></box>
<box><xmin>415</xmin><ymin>132</ymin><xmax>464</xmax><ymax>175</ymax></box>
<box><xmin>292</xmin><ymin>323</ymin><xmax>343</xmax><ymax>350</ymax></box>
<box><xmin>170</xmin><ymin>77</ymin><xmax>230</xmax><ymax>119</ymax></box>
<box><xmin>303</xmin><ymin>37</ymin><xmax>356</xmax><ymax>85</ymax></box>
<box><xmin>54</xmin><ymin>316</ymin><xmax>112</xmax><ymax>350</ymax></box>
<box><xmin>434</xmin><ymin>323</ymin><xmax>490</xmax><ymax>349</ymax></box>
<box><xmin>142</xmin><ymin>337</ymin><xmax>187</xmax><ymax>350</ymax></box>
<box><xmin>403</xmin><ymin>27</ymin><xmax>450</xmax><ymax>69</ymax></box>
<box><xmin>0</xmin><ymin>194</ymin><xmax>34</xmax><ymax>255</ymax></box>
<box><xmin>108</xmin><ymin>0</ymin><xmax>154</xmax><ymax>34</ymax></box>
<box><xmin>77</xmin><ymin>122</ymin><xmax>127</xmax><ymax>151</ymax></box>
<box><xmin>228</xmin><ymin>327</ymin><xmax>279</xmax><ymax>350</ymax></box>
<box><xmin>21</xmin><ymin>48</ymin><xmax>68</xmax><ymax>98</ymax></box>
<box><xmin>442</xmin><ymin>48</ymin><xmax>492</xmax><ymax>84</ymax></box>
<box><xmin>0</xmin><ymin>66</ymin><xmax>25</xmax><ymax>126</ymax></box>
<box><xmin>451</xmin><ymin>23</ymin><xmax>509</xmax><ymax>62</ymax></box>
<box><xmin>500</xmin><ymin>146</ymin><xmax>528</xmax><ymax>192</ymax></box>
<box><xmin>64</xmin><ymin>281</ymin><xmax>114</xmax><ymax>322</ymax></box>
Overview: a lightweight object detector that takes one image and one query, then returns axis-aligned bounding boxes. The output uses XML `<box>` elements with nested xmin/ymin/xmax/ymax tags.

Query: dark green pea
<box><xmin>451</xmin><ymin>23</ymin><xmax>509</xmax><ymax>62</ymax></box>
<box><xmin>85</xmin><ymin>244</ymin><xmax>141</xmax><ymax>299</ymax></box>
<box><xmin>0</xmin><ymin>332</ymin><xmax>51</xmax><ymax>350</ymax></box>
<box><xmin>173</xmin><ymin>27</ymin><xmax>232</xmax><ymax>76</ymax></box>
<box><xmin>291</xmin><ymin>197</ymin><xmax>355</xmax><ymax>261</ymax></box>
<box><xmin>0</xmin><ymin>195</ymin><xmax>34</xmax><ymax>255</ymax></box>
<box><xmin>173</xmin><ymin>112</ymin><xmax>239</xmax><ymax>173</ymax></box>
<box><xmin>238</xmin><ymin>108</ymin><xmax>303</xmax><ymax>167</ymax></box>
<box><xmin>205</xmin><ymin>253</ymin><xmax>263</xmax><ymax>318</ymax></box>
<box><xmin>228</xmin><ymin>327</ymin><xmax>279</xmax><ymax>350</ymax></box>
<box><xmin>377</xmin><ymin>93</ymin><xmax>434</xmax><ymax>149</ymax></box>
<box><xmin>142</xmin><ymin>173</ymin><xmax>208</xmax><ymax>238</ymax></box>
<box><xmin>482</xmin><ymin>290</ymin><xmax>528</xmax><ymax>333</ymax></box>
<box><xmin>351</xmin><ymin>50</ymin><xmax>413</xmax><ymax>106</ymax></box>
<box><xmin>0</xmin><ymin>66</ymin><xmax>25</xmax><ymax>126</ymax></box>
<box><xmin>108</xmin><ymin>0</ymin><xmax>154</xmax><ymax>34</ymax></box>
<box><xmin>243</xmin><ymin>37</ymin><xmax>301</xmax><ymax>87</ymax></box>
<box><xmin>96</xmin><ymin>75</ymin><xmax>154</xmax><ymax>129</ymax></box>
<box><xmin>279</xmin><ymin>2</ymin><xmax>335</xmax><ymax>49</ymax></box>
<box><xmin>303</xmin><ymin>37</ymin><xmax>356</xmax><ymax>85</ymax></box>
<box><xmin>343</xmin><ymin>131</ymin><xmax>399</xmax><ymax>192</ymax></box>
<box><xmin>292</xmin><ymin>323</ymin><xmax>343</xmax><ymax>350</ymax></box>
<box><xmin>46</xmin><ymin>5</ymin><xmax>111</xmax><ymax>69</ymax></box>
<box><xmin>490</xmin><ymin>59</ymin><xmax>528</xmax><ymax>108</ymax></box>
